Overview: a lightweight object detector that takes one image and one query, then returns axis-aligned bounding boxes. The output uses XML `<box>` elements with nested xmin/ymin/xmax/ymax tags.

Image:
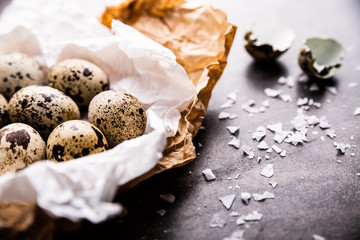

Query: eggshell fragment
<box><xmin>245</xmin><ymin>23</ymin><xmax>295</xmax><ymax>60</ymax></box>
<box><xmin>298</xmin><ymin>37</ymin><xmax>345</xmax><ymax>79</ymax></box>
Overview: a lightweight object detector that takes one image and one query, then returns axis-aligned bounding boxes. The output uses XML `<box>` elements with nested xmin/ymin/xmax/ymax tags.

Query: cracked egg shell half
<box><xmin>46</xmin><ymin>120</ymin><xmax>108</xmax><ymax>162</ymax></box>
<box><xmin>298</xmin><ymin>37</ymin><xmax>345</xmax><ymax>79</ymax></box>
<box><xmin>244</xmin><ymin>23</ymin><xmax>295</xmax><ymax>60</ymax></box>
<box><xmin>0</xmin><ymin>123</ymin><xmax>45</xmax><ymax>175</ymax></box>
<box><xmin>48</xmin><ymin>59</ymin><xmax>109</xmax><ymax>110</ymax></box>
<box><xmin>9</xmin><ymin>85</ymin><xmax>80</xmax><ymax>139</ymax></box>
<box><xmin>0</xmin><ymin>52</ymin><xmax>45</xmax><ymax>100</ymax></box>
<box><xmin>88</xmin><ymin>90</ymin><xmax>147</xmax><ymax>148</ymax></box>
<box><xmin>0</xmin><ymin>94</ymin><xmax>9</xmax><ymax>127</ymax></box>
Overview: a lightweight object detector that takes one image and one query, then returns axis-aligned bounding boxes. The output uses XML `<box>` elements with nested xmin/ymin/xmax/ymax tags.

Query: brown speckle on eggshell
<box><xmin>88</xmin><ymin>90</ymin><xmax>147</xmax><ymax>147</ymax></box>
<box><xmin>8</xmin><ymin>85</ymin><xmax>80</xmax><ymax>139</ymax></box>
<box><xmin>48</xmin><ymin>59</ymin><xmax>109</xmax><ymax>110</ymax></box>
<box><xmin>0</xmin><ymin>123</ymin><xmax>46</xmax><ymax>175</ymax></box>
<box><xmin>46</xmin><ymin>120</ymin><xmax>108</xmax><ymax>162</ymax></box>
<box><xmin>0</xmin><ymin>53</ymin><xmax>45</xmax><ymax>99</ymax></box>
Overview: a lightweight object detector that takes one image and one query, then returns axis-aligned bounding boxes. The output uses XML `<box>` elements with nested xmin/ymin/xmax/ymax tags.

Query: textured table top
<box><xmin>3</xmin><ymin>0</ymin><xmax>359</xmax><ymax>239</ymax></box>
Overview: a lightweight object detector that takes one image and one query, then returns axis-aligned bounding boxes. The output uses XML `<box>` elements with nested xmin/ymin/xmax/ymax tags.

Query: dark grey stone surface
<box><xmin>3</xmin><ymin>0</ymin><xmax>358</xmax><ymax>239</ymax></box>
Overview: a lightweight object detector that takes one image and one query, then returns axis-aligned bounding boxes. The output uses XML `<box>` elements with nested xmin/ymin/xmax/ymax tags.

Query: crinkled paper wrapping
<box><xmin>0</xmin><ymin>0</ymin><xmax>236</xmax><ymax>238</ymax></box>
<box><xmin>102</xmin><ymin>0</ymin><xmax>237</xmax><ymax>192</ymax></box>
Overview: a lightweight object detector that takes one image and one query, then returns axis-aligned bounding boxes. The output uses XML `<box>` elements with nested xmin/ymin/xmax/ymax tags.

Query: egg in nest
<box><xmin>9</xmin><ymin>85</ymin><xmax>80</xmax><ymax>139</ymax></box>
<box><xmin>48</xmin><ymin>59</ymin><xmax>109</xmax><ymax>110</ymax></box>
<box><xmin>0</xmin><ymin>123</ymin><xmax>45</xmax><ymax>175</ymax></box>
<box><xmin>88</xmin><ymin>90</ymin><xmax>147</xmax><ymax>147</ymax></box>
<box><xmin>0</xmin><ymin>52</ymin><xmax>45</xmax><ymax>99</ymax></box>
<box><xmin>0</xmin><ymin>94</ymin><xmax>9</xmax><ymax>127</ymax></box>
<box><xmin>46</xmin><ymin>120</ymin><xmax>108</xmax><ymax>162</ymax></box>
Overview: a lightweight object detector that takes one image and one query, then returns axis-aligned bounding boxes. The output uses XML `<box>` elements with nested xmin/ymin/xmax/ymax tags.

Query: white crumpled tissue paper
<box><xmin>0</xmin><ymin>0</ymin><xmax>196</xmax><ymax>223</ymax></box>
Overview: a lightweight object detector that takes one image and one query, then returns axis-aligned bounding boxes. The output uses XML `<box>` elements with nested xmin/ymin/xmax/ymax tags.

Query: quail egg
<box><xmin>244</xmin><ymin>22</ymin><xmax>295</xmax><ymax>60</ymax></box>
<box><xmin>0</xmin><ymin>94</ymin><xmax>9</xmax><ymax>127</ymax></box>
<box><xmin>46</xmin><ymin>120</ymin><xmax>108</xmax><ymax>162</ymax></box>
<box><xmin>0</xmin><ymin>123</ymin><xmax>46</xmax><ymax>175</ymax></box>
<box><xmin>48</xmin><ymin>59</ymin><xmax>109</xmax><ymax>110</ymax></box>
<box><xmin>88</xmin><ymin>90</ymin><xmax>147</xmax><ymax>147</ymax></box>
<box><xmin>298</xmin><ymin>37</ymin><xmax>345</xmax><ymax>79</ymax></box>
<box><xmin>0</xmin><ymin>52</ymin><xmax>45</xmax><ymax>99</ymax></box>
<box><xmin>9</xmin><ymin>85</ymin><xmax>80</xmax><ymax>139</ymax></box>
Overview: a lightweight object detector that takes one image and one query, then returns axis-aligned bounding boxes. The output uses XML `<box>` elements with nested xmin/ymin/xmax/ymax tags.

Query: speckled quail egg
<box><xmin>47</xmin><ymin>59</ymin><xmax>109</xmax><ymax>110</ymax></box>
<box><xmin>244</xmin><ymin>22</ymin><xmax>295</xmax><ymax>61</ymax></box>
<box><xmin>298</xmin><ymin>37</ymin><xmax>345</xmax><ymax>79</ymax></box>
<box><xmin>9</xmin><ymin>85</ymin><xmax>80</xmax><ymax>139</ymax></box>
<box><xmin>0</xmin><ymin>123</ymin><xmax>46</xmax><ymax>175</ymax></box>
<box><xmin>0</xmin><ymin>94</ymin><xmax>9</xmax><ymax>128</ymax></box>
<box><xmin>46</xmin><ymin>120</ymin><xmax>108</xmax><ymax>162</ymax></box>
<box><xmin>88</xmin><ymin>90</ymin><xmax>147</xmax><ymax>147</ymax></box>
<box><xmin>0</xmin><ymin>52</ymin><xmax>45</xmax><ymax>99</ymax></box>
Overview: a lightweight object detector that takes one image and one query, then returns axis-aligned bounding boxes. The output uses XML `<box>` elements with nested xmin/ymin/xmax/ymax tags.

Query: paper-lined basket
<box><xmin>101</xmin><ymin>0</ymin><xmax>237</xmax><ymax>192</ymax></box>
<box><xmin>0</xmin><ymin>0</ymin><xmax>236</xmax><ymax>238</ymax></box>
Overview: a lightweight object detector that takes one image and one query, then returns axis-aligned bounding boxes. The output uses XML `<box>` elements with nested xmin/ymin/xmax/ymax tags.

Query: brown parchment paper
<box><xmin>101</xmin><ymin>0</ymin><xmax>237</xmax><ymax>192</ymax></box>
<box><xmin>0</xmin><ymin>0</ymin><xmax>236</xmax><ymax>238</ymax></box>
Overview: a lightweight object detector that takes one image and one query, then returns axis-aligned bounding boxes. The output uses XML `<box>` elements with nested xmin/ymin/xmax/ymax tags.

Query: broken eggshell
<box><xmin>298</xmin><ymin>37</ymin><xmax>345</xmax><ymax>79</ymax></box>
<box><xmin>244</xmin><ymin>23</ymin><xmax>295</xmax><ymax>60</ymax></box>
